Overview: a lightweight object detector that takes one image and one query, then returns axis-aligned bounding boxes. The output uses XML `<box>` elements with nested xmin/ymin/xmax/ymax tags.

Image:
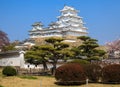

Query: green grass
<box><xmin>0</xmin><ymin>68</ymin><xmax>3</xmax><ymax>76</ymax></box>
<box><xmin>18</xmin><ymin>75</ymin><xmax>38</xmax><ymax>80</ymax></box>
<box><xmin>0</xmin><ymin>85</ymin><xmax>4</xmax><ymax>87</ymax></box>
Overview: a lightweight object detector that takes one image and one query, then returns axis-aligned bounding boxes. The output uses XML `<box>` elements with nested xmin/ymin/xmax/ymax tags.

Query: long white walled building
<box><xmin>29</xmin><ymin>6</ymin><xmax>88</xmax><ymax>39</ymax></box>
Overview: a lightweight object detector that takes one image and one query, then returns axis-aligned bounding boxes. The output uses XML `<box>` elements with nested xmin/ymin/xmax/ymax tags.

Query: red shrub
<box><xmin>83</xmin><ymin>64</ymin><xmax>102</xmax><ymax>82</ymax></box>
<box><xmin>55</xmin><ymin>63</ymin><xmax>86</xmax><ymax>85</ymax></box>
<box><xmin>102</xmin><ymin>64</ymin><xmax>120</xmax><ymax>83</ymax></box>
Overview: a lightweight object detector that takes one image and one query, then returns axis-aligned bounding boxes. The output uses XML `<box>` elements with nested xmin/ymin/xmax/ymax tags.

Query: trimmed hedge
<box><xmin>55</xmin><ymin>63</ymin><xmax>86</xmax><ymax>85</ymax></box>
<box><xmin>68</xmin><ymin>59</ymin><xmax>101</xmax><ymax>82</ymax></box>
<box><xmin>2</xmin><ymin>66</ymin><xmax>17</xmax><ymax>76</ymax></box>
<box><xmin>83</xmin><ymin>64</ymin><xmax>102</xmax><ymax>82</ymax></box>
<box><xmin>102</xmin><ymin>64</ymin><xmax>120</xmax><ymax>83</ymax></box>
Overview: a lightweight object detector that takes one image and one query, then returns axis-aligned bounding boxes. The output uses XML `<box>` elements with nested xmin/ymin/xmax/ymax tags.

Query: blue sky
<box><xmin>0</xmin><ymin>0</ymin><xmax>120</xmax><ymax>45</ymax></box>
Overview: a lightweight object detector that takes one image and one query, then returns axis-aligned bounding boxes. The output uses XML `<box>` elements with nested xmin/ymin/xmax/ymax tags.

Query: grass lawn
<box><xmin>0</xmin><ymin>68</ymin><xmax>120</xmax><ymax>87</ymax></box>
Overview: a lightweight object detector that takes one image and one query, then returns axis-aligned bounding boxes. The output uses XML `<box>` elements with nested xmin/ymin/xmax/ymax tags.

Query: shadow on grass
<box><xmin>18</xmin><ymin>75</ymin><xmax>38</xmax><ymax>80</ymax></box>
<box><xmin>100</xmin><ymin>82</ymin><xmax>120</xmax><ymax>85</ymax></box>
<box><xmin>55</xmin><ymin>81</ymin><xmax>86</xmax><ymax>86</ymax></box>
<box><xmin>55</xmin><ymin>81</ymin><xmax>120</xmax><ymax>86</ymax></box>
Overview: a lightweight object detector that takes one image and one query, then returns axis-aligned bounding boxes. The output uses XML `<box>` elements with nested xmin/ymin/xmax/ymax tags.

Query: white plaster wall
<box><xmin>0</xmin><ymin>56</ymin><xmax>21</xmax><ymax>66</ymax></box>
<box><xmin>0</xmin><ymin>51</ymin><xmax>25</xmax><ymax>68</ymax></box>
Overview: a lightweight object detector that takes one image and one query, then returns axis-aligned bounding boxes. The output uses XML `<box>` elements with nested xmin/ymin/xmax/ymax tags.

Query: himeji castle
<box><xmin>29</xmin><ymin>5</ymin><xmax>88</xmax><ymax>40</ymax></box>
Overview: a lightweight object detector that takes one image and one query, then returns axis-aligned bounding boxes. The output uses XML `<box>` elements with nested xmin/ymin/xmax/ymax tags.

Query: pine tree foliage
<box><xmin>76</xmin><ymin>36</ymin><xmax>106</xmax><ymax>61</ymax></box>
<box><xmin>25</xmin><ymin>37</ymin><xmax>72</xmax><ymax>73</ymax></box>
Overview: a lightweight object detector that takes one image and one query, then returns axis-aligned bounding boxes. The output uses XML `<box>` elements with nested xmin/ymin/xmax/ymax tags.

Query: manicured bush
<box><xmin>83</xmin><ymin>64</ymin><xmax>102</xmax><ymax>82</ymax></box>
<box><xmin>2</xmin><ymin>66</ymin><xmax>17</xmax><ymax>76</ymax></box>
<box><xmin>102</xmin><ymin>64</ymin><xmax>120</xmax><ymax>83</ymax></box>
<box><xmin>68</xmin><ymin>59</ymin><xmax>101</xmax><ymax>82</ymax></box>
<box><xmin>69</xmin><ymin>59</ymin><xmax>90</xmax><ymax>65</ymax></box>
<box><xmin>55</xmin><ymin>63</ymin><xmax>86</xmax><ymax>85</ymax></box>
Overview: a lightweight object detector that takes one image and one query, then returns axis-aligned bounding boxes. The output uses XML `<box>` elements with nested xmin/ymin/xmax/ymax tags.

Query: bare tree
<box><xmin>0</xmin><ymin>30</ymin><xmax>9</xmax><ymax>49</ymax></box>
<box><xmin>106</xmin><ymin>39</ymin><xmax>120</xmax><ymax>58</ymax></box>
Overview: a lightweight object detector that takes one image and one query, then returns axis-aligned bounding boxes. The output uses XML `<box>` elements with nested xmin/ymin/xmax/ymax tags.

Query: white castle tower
<box><xmin>57</xmin><ymin>6</ymin><xmax>88</xmax><ymax>36</ymax></box>
<box><xmin>29</xmin><ymin>5</ymin><xmax>88</xmax><ymax>39</ymax></box>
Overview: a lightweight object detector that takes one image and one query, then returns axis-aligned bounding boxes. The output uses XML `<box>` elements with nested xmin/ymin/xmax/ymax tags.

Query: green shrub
<box><xmin>102</xmin><ymin>64</ymin><xmax>120</xmax><ymax>83</ymax></box>
<box><xmin>83</xmin><ymin>64</ymin><xmax>102</xmax><ymax>82</ymax></box>
<box><xmin>2</xmin><ymin>66</ymin><xmax>17</xmax><ymax>76</ymax></box>
<box><xmin>86</xmin><ymin>56</ymin><xmax>100</xmax><ymax>61</ymax></box>
<box><xmin>55</xmin><ymin>63</ymin><xmax>86</xmax><ymax>85</ymax></box>
<box><xmin>69</xmin><ymin>59</ymin><xmax>90</xmax><ymax>65</ymax></box>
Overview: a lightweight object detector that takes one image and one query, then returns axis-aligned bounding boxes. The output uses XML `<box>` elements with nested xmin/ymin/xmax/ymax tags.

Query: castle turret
<box><xmin>29</xmin><ymin>22</ymin><xmax>44</xmax><ymax>38</ymax></box>
<box><xmin>49</xmin><ymin>22</ymin><xmax>59</xmax><ymax>29</ymax></box>
<box><xmin>31</xmin><ymin>22</ymin><xmax>43</xmax><ymax>31</ymax></box>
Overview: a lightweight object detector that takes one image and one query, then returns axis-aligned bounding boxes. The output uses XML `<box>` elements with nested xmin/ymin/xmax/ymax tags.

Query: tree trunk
<box><xmin>51</xmin><ymin>60</ymin><xmax>57</xmax><ymax>75</ymax></box>
<box><xmin>42</xmin><ymin>61</ymin><xmax>48</xmax><ymax>71</ymax></box>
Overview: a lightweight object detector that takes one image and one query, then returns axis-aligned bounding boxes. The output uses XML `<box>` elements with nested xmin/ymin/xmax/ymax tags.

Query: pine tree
<box><xmin>77</xmin><ymin>36</ymin><xmax>106</xmax><ymax>61</ymax></box>
<box><xmin>25</xmin><ymin>37</ymin><xmax>72</xmax><ymax>74</ymax></box>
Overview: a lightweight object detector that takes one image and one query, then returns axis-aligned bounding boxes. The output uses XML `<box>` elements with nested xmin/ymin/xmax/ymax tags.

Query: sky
<box><xmin>0</xmin><ymin>0</ymin><xmax>120</xmax><ymax>45</ymax></box>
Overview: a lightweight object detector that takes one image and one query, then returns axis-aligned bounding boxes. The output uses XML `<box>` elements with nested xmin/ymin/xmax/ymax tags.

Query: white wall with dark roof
<box><xmin>0</xmin><ymin>51</ymin><xmax>25</xmax><ymax>68</ymax></box>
